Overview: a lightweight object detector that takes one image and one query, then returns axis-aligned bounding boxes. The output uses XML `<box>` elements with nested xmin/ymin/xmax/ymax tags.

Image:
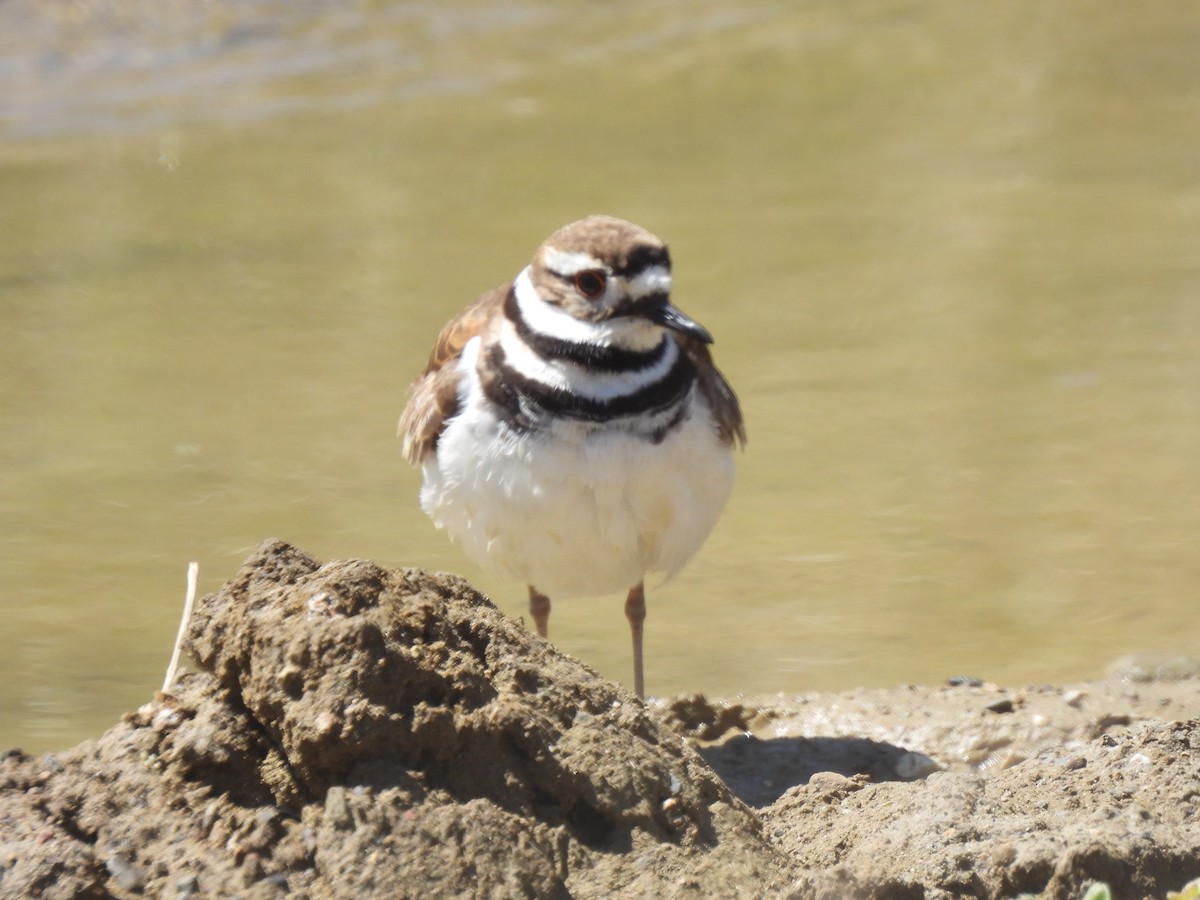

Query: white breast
<box><xmin>417</xmin><ymin>337</ymin><xmax>735</xmax><ymax>598</ymax></box>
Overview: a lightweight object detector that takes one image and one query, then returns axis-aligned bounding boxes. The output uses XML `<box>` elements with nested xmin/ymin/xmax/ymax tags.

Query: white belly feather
<box><xmin>418</xmin><ymin>337</ymin><xmax>735</xmax><ymax>598</ymax></box>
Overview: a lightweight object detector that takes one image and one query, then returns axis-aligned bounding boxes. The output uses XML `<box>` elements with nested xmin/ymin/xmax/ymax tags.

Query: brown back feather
<box><xmin>398</xmin><ymin>286</ymin><xmax>508</xmax><ymax>464</ymax></box>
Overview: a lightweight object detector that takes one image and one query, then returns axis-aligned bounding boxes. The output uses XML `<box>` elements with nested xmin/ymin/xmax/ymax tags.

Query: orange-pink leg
<box><xmin>625</xmin><ymin>581</ymin><xmax>646</xmax><ymax>700</ymax></box>
<box><xmin>528</xmin><ymin>586</ymin><xmax>550</xmax><ymax>639</ymax></box>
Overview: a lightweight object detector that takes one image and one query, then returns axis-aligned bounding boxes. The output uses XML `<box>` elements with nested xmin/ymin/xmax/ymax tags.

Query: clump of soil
<box><xmin>0</xmin><ymin>541</ymin><xmax>785</xmax><ymax>898</ymax></box>
<box><xmin>1</xmin><ymin>540</ymin><xmax>1197</xmax><ymax>898</ymax></box>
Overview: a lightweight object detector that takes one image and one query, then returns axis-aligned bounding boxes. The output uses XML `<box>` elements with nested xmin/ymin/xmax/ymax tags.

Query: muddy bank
<box><xmin>1</xmin><ymin>541</ymin><xmax>1196</xmax><ymax>898</ymax></box>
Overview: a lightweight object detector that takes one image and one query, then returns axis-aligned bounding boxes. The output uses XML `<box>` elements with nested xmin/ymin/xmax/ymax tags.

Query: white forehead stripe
<box><xmin>542</xmin><ymin>246</ymin><xmax>604</xmax><ymax>276</ymax></box>
<box><xmin>626</xmin><ymin>264</ymin><xmax>672</xmax><ymax>299</ymax></box>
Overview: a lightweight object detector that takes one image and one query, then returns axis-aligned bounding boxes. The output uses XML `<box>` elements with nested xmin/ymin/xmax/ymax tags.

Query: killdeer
<box><xmin>398</xmin><ymin>215</ymin><xmax>745</xmax><ymax>699</ymax></box>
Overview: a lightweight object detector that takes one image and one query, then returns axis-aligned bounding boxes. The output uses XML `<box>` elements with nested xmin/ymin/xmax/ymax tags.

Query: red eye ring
<box><xmin>573</xmin><ymin>270</ymin><xmax>607</xmax><ymax>299</ymax></box>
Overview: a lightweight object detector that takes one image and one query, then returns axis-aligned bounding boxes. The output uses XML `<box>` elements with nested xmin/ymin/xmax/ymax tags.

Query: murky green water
<box><xmin>3</xmin><ymin>1</ymin><xmax>1199</xmax><ymax>752</ymax></box>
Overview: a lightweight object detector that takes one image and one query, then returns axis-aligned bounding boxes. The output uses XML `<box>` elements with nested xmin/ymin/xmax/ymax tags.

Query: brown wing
<box><xmin>683</xmin><ymin>338</ymin><xmax>747</xmax><ymax>449</ymax></box>
<box><xmin>398</xmin><ymin>285</ymin><xmax>508</xmax><ymax>465</ymax></box>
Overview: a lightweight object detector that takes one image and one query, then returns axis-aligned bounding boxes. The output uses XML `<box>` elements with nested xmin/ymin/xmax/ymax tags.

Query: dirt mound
<box><xmin>1</xmin><ymin>540</ymin><xmax>1197</xmax><ymax>898</ymax></box>
<box><xmin>0</xmin><ymin>541</ymin><xmax>786</xmax><ymax>898</ymax></box>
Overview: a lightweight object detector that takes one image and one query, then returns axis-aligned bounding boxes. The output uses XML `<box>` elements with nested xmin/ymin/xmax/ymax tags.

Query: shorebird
<box><xmin>399</xmin><ymin>215</ymin><xmax>744</xmax><ymax>698</ymax></box>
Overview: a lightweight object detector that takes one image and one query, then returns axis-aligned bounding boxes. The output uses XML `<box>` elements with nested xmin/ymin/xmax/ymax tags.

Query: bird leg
<box><xmin>624</xmin><ymin>581</ymin><xmax>646</xmax><ymax>700</ymax></box>
<box><xmin>528</xmin><ymin>586</ymin><xmax>550</xmax><ymax>639</ymax></box>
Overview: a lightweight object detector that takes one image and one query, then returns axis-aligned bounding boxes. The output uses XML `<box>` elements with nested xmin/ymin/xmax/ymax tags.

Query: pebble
<box><xmin>105</xmin><ymin>854</ymin><xmax>145</xmax><ymax>892</ymax></box>
<box><xmin>807</xmin><ymin>771</ymin><xmax>854</xmax><ymax>793</ymax></box>
<box><xmin>199</xmin><ymin>801</ymin><xmax>220</xmax><ymax>835</ymax></box>
<box><xmin>153</xmin><ymin>707</ymin><xmax>185</xmax><ymax>732</ymax></box>
<box><xmin>946</xmin><ymin>675</ymin><xmax>984</xmax><ymax>687</ymax></box>
<box><xmin>314</xmin><ymin>710</ymin><xmax>342</xmax><ymax>736</ymax></box>
<box><xmin>572</xmin><ymin>709</ymin><xmax>595</xmax><ymax>728</ymax></box>
<box><xmin>988</xmin><ymin>843</ymin><xmax>1017</xmax><ymax>866</ymax></box>
<box><xmin>1063</xmin><ymin>689</ymin><xmax>1086</xmax><ymax>708</ymax></box>
<box><xmin>324</xmin><ymin>786</ymin><xmax>353</xmax><ymax>829</ymax></box>
<box><xmin>241</xmin><ymin>852</ymin><xmax>265</xmax><ymax>883</ymax></box>
<box><xmin>306</xmin><ymin>591</ymin><xmax>343</xmax><ymax>619</ymax></box>
<box><xmin>895</xmin><ymin>751</ymin><xmax>942</xmax><ymax>780</ymax></box>
<box><xmin>256</xmin><ymin>807</ymin><xmax>282</xmax><ymax>827</ymax></box>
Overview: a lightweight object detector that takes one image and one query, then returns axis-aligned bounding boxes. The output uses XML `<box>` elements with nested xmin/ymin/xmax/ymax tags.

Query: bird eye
<box><xmin>573</xmin><ymin>270</ymin><xmax>607</xmax><ymax>299</ymax></box>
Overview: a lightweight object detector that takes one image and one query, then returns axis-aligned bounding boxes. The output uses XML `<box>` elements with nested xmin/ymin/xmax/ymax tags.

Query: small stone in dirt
<box><xmin>985</xmin><ymin>697</ymin><xmax>1016</xmax><ymax>714</ymax></box>
<box><xmin>264</xmin><ymin>872</ymin><xmax>289</xmax><ymax>890</ymax></box>
<box><xmin>806</xmin><ymin>772</ymin><xmax>871</xmax><ymax>800</ymax></box>
<box><xmin>105</xmin><ymin>854</ymin><xmax>145</xmax><ymax>892</ymax></box>
<box><xmin>947</xmin><ymin>675</ymin><xmax>984</xmax><ymax>687</ymax></box>
<box><xmin>894</xmin><ymin>750</ymin><xmax>941</xmax><ymax>780</ymax></box>
<box><xmin>808</xmin><ymin>771</ymin><xmax>853</xmax><ymax>791</ymax></box>
<box><xmin>324</xmin><ymin>786</ymin><xmax>353</xmax><ymax>829</ymax></box>
<box><xmin>175</xmin><ymin>874</ymin><xmax>201</xmax><ymax>896</ymax></box>
<box><xmin>988</xmin><ymin>843</ymin><xmax>1017</xmax><ymax>866</ymax></box>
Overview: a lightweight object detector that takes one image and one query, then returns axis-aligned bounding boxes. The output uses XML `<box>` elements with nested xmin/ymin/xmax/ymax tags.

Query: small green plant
<box><xmin>1167</xmin><ymin>878</ymin><xmax>1200</xmax><ymax>900</ymax></box>
<box><xmin>1027</xmin><ymin>875</ymin><xmax>1200</xmax><ymax>900</ymax></box>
